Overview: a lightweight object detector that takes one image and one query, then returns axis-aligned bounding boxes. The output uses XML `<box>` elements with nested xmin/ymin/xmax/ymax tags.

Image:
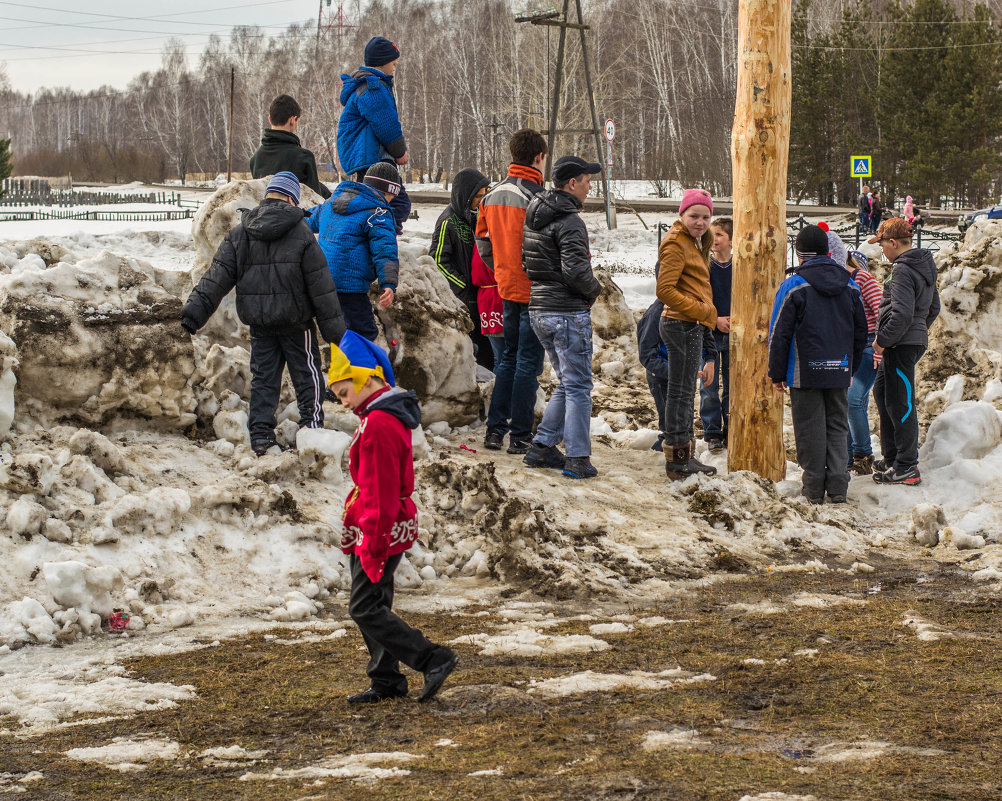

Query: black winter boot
<box><xmin>687</xmin><ymin>439</ymin><xmax>717</xmax><ymax>475</ymax></box>
<box><xmin>664</xmin><ymin>444</ymin><xmax>694</xmax><ymax>480</ymax></box>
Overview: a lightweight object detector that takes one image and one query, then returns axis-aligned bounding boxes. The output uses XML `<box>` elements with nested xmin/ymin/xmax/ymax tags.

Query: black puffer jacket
<box><xmin>523</xmin><ymin>189</ymin><xmax>600</xmax><ymax>312</ymax></box>
<box><xmin>430</xmin><ymin>168</ymin><xmax>490</xmax><ymax>308</ymax></box>
<box><xmin>182</xmin><ymin>198</ymin><xmax>346</xmax><ymax>343</ymax></box>
<box><xmin>249</xmin><ymin>129</ymin><xmax>331</xmax><ymax>199</ymax></box>
<box><xmin>875</xmin><ymin>247</ymin><xmax>941</xmax><ymax>349</ymax></box>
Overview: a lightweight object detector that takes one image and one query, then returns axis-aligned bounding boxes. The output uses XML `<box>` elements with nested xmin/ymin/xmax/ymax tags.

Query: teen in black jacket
<box><xmin>250</xmin><ymin>129</ymin><xmax>332</xmax><ymax>200</ymax></box>
<box><xmin>182</xmin><ymin>186</ymin><xmax>346</xmax><ymax>454</ymax></box>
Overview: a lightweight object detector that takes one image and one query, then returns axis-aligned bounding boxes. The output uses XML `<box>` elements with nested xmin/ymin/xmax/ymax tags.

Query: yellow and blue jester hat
<box><xmin>328</xmin><ymin>330</ymin><xmax>396</xmax><ymax>392</ymax></box>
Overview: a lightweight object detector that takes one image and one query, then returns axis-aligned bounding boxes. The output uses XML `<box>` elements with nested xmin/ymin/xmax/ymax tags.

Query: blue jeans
<box><xmin>488</xmin><ymin>335</ymin><xmax>505</xmax><ymax>369</ymax></box>
<box><xmin>486</xmin><ymin>300</ymin><xmax>545</xmax><ymax>442</ymax></box>
<box><xmin>699</xmin><ymin>348</ymin><xmax>729</xmax><ymax>440</ymax></box>
<box><xmin>847</xmin><ymin>333</ymin><xmax>877</xmax><ymax>458</ymax></box>
<box><xmin>858</xmin><ymin>211</ymin><xmax>869</xmax><ymax>230</ymax></box>
<box><xmin>530</xmin><ymin>311</ymin><xmax>594</xmax><ymax>458</ymax></box>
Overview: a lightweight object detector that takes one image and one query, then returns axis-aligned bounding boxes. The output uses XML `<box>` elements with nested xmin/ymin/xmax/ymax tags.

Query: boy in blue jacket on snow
<box><xmin>769</xmin><ymin>224</ymin><xmax>867</xmax><ymax>505</ymax></box>
<box><xmin>307</xmin><ymin>162</ymin><xmax>401</xmax><ymax>342</ymax></box>
<box><xmin>337</xmin><ymin>36</ymin><xmax>411</xmax><ymax>235</ymax></box>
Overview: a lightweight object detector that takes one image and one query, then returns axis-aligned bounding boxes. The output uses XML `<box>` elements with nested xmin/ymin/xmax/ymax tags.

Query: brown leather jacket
<box><xmin>656</xmin><ymin>220</ymin><xmax>717</xmax><ymax>328</ymax></box>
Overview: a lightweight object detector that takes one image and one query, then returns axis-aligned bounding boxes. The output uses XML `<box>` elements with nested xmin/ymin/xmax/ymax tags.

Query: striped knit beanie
<box><xmin>363</xmin><ymin>162</ymin><xmax>402</xmax><ymax>197</ymax></box>
<box><xmin>265</xmin><ymin>171</ymin><xmax>301</xmax><ymax>205</ymax></box>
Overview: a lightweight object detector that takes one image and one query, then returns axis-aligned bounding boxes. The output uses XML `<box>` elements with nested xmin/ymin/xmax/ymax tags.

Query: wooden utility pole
<box><xmin>226</xmin><ymin>67</ymin><xmax>235</xmax><ymax>182</ymax></box>
<box><xmin>514</xmin><ymin>1</ymin><xmax>612</xmax><ymax>229</ymax></box>
<box><xmin>728</xmin><ymin>0</ymin><xmax>792</xmax><ymax>481</ymax></box>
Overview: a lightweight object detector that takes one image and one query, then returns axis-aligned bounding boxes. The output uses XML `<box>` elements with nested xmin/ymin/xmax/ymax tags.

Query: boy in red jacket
<box><xmin>328</xmin><ymin>331</ymin><xmax>458</xmax><ymax>704</ymax></box>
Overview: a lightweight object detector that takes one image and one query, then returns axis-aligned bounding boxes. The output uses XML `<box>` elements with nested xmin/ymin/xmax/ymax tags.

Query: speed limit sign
<box><xmin>604</xmin><ymin>118</ymin><xmax>615</xmax><ymax>142</ymax></box>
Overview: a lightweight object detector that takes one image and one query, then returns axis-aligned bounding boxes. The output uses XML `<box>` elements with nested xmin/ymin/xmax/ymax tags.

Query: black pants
<box><xmin>873</xmin><ymin>344</ymin><xmax>925</xmax><ymax>471</ymax></box>
<box><xmin>348</xmin><ymin>553</ymin><xmax>438</xmax><ymax>694</ymax></box>
<box><xmin>659</xmin><ymin>318</ymin><xmax>703</xmax><ymax>447</ymax></box>
<box><xmin>790</xmin><ymin>387</ymin><xmax>850</xmax><ymax>501</ymax></box>
<box><xmin>338</xmin><ymin>292</ymin><xmax>380</xmax><ymax>341</ymax></box>
<box><xmin>248</xmin><ymin>325</ymin><xmax>324</xmax><ymax>444</ymax></box>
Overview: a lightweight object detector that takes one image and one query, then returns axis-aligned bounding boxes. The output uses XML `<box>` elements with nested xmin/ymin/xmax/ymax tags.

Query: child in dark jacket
<box><xmin>181</xmin><ymin>173</ymin><xmax>346</xmax><ymax>456</ymax></box>
<box><xmin>430</xmin><ymin>167</ymin><xmax>491</xmax><ymax>368</ymax></box>
<box><xmin>329</xmin><ymin>331</ymin><xmax>458</xmax><ymax>704</ymax></box>
<box><xmin>769</xmin><ymin>224</ymin><xmax>867</xmax><ymax>504</ymax></box>
<box><xmin>868</xmin><ymin>218</ymin><xmax>941</xmax><ymax>485</ymax></box>
<box><xmin>337</xmin><ymin>36</ymin><xmax>412</xmax><ymax>234</ymax></box>
<box><xmin>306</xmin><ymin>162</ymin><xmax>401</xmax><ymax>342</ymax></box>
<box><xmin>699</xmin><ymin>217</ymin><xmax>733</xmax><ymax>451</ymax></box>
<box><xmin>249</xmin><ymin>94</ymin><xmax>331</xmax><ymax>199</ymax></box>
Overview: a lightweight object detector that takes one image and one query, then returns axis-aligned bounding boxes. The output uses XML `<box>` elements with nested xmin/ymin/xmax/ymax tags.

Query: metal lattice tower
<box><xmin>317</xmin><ymin>0</ymin><xmax>356</xmax><ymax>46</ymax></box>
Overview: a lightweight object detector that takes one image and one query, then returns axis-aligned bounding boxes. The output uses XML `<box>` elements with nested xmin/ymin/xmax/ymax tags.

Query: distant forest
<box><xmin>1</xmin><ymin>0</ymin><xmax>1000</xmax><ymax>207</ymax></box>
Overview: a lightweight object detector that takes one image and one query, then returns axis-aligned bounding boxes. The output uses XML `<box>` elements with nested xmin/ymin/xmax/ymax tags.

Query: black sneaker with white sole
<box><xmin>873</xmin><ymin>466</ymin><xmax>921</xmax><ymax>485</ymax></box>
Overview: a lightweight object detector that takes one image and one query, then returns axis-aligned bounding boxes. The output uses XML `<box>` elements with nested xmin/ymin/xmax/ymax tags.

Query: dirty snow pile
<box><xmin>2</xmin><ymin>186</ymin><xmax>1002</xmax><ymax>653</ymax></box>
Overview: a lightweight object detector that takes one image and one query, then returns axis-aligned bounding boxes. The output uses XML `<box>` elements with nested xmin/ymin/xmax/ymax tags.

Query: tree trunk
<box><xmin>728</xmin><ymin>0</ymin><xmax>792</xmax><ymax>482</ymax></box>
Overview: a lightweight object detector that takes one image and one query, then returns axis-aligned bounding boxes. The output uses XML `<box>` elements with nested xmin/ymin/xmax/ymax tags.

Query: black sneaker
<box><xmin>484</xmin><ymin>431</ymin><xmax>504</xmax><ymax>450</ymax></box>
<box><xmin>251</xmin><ymin>438</ymin><xmax>277</xmax><ymax>456</ymax></box>
<box><xmin>523</xmin><ymin>442</ymin><xmax>566</xmax><ymax>469</ymax></box>
<box><xmin>872</xmin><ymin>458</ymin><xmax>892</xmax><ymax>474</ymax></box>
<box><xmin>347</xmin><ymin>686</ymin><xmax>408</xmax><ymax>705</ymax></box>
<box><xmin>507</xmin><ymin>439</ymin><xmax>531</xmax><ymax>454</ymax></box>
<box><xmin>563</xmin><ymin>456</ymin><xmax>598</xmax><ymax>479</ymax></box>
<box><xmin>828</xmin><ymin>495</ymin><xmax>847</xmax><ymax>504</ymax></box>
<box><xmin>418</xmin><ymin>649</ymin><xmax>458</xmax><ymax>702</ymax></box>
<box><xmin>873</xmin><ymin>466</ymin><xmax>921</xmax><ymax>485</ymax></box>
<box><xmin>705</xmin><ymin>437</ymin><xmax>725</xmax><ymax>453</ymax></box>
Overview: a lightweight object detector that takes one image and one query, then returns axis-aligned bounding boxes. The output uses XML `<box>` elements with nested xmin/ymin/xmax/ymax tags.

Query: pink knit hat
<box><xmin>679</xmin><ymin>188</ymin><xmax>713</xmax><ymax>215</ymax></box>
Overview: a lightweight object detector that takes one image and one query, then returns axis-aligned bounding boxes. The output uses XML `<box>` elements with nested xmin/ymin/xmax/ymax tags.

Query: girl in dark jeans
<box><xmin>655</xmin><ymin>188</ymin><xmax>719</xmax><ymax>480</ymax></box>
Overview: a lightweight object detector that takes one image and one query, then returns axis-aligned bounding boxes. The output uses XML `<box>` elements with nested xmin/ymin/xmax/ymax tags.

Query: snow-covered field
<box><xmin>1</xmin><ymin>182</ymin><xmax>1001</xmax><ymax>797</ymax></box>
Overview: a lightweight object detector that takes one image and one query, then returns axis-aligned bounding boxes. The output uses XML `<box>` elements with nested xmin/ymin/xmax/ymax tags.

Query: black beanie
<box><xmin>364</xmin><ymin>36</ymin><xmax>399</xmax><ymax>67</ymax></box>
<box><xmin>363</xmin><ymin>162</ymin><xmax>402</xmax><ymax>196</ymax></box>
<box><xmin>795</xmin><ymin>225</ymin><xmax>830</xmax><ymax>260</ymax></box>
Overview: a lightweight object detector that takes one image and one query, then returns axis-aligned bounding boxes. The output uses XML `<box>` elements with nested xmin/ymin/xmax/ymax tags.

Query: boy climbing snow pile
<box><xmin>329</xmin><ymin>331</ymin><xmax>458</xmax><ymax>704</ymax></box>
<box><xmin>181</xmin><ymin>172</ymin><xmax>345</xmax><ymax>456</ymax></box>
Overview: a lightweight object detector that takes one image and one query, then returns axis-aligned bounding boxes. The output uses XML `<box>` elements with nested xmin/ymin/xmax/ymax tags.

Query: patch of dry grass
<box><xmin>4</xmin><ymin>562</ymin><xmax>1002</xmax><ymax>800</ymax></box>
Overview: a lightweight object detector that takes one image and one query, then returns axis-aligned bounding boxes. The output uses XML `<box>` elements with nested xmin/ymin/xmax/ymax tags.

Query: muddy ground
<box><xmin>3</xmin><ymin>558</ymin><xmax>999</xmax><ymax>801</ymax></box>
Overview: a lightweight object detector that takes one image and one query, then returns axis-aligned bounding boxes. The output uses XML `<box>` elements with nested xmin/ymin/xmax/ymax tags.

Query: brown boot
<box><xmin>664</xmin><ymin>443</ymin><xmax>693</xmax><ymax>480</ymax></box>
<box><xmin>849</xmin><ymin>454</ymin><xmax>873</xmax><ymax>475</ymax></box>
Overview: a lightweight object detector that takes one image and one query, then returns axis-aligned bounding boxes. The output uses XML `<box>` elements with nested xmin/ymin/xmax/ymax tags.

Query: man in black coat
<box><xmin>430</xmin><ymin>167</ymin><xmax>490</xmax><ymax>367</ymax></box>
<box><xmin>182</xmin><ymin>172</ymin><xmax>346</xmax><ymax>455</ymax></box>
<box><xmin>521</xmin><ymin>155</ymin><xmax>603</xmax><ymax>479</ymax></box>
<box><xmin>250</xmin><ymin>95</ymin><xmax>332</xmax><ymax>200</ymax></box>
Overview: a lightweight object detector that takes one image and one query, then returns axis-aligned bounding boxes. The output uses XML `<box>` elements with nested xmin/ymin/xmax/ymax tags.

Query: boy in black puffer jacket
<box><xmin>769</xmin><ymin>225</ymin><xmax>867</xmax><ymax>504</ymax></box>
<box><xmin>182</xmin><ymin>172</ymin><xmax>346</xmax><ymax>455</ymax></box>
<box><xmin>868</xmin><ymin>218</ymin><xmax>941</xmax><ymax>485</ymax></box>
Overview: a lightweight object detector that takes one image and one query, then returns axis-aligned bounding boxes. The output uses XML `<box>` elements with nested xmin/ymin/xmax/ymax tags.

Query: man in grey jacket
<box><xmin>521</xmin><ymin>155</ymin><xmax>603</xmax><ymax>479</ymax></box>
<box><xmin>869</xmin><ymin>218</ymin><xmax>941</xmax><ymax>485</ymax></box>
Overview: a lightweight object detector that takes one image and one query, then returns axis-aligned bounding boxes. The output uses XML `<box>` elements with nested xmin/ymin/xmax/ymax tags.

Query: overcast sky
<box><xmin>0</xmin><ymin>0</ymin><xmax>320</xmax><ymax>93</ymax></box>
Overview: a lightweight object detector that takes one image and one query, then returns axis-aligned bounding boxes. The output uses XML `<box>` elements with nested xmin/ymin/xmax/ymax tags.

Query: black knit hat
<box><xmin>795</xmin><ymin>225</ymin><xmax>830</xmax><ymax>260</ymax></box>
<box><xmin>363</xmin><ymin>162</ymin><xmax>402</xmax><ymax>196</ymax></box>
<box><xmin>364</xmin><ymin>36</ymin><xmax>399</xmax><ymax>67</ymax></box>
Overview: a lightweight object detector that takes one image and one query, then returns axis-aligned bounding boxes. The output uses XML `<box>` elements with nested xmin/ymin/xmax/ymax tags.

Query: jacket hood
<box><xmin>449</xmin><ymin>168</ymin><xmax>489</xmax><ymax>223</ymax></box>
<box><xmin>340</xmin><ymin>67</ymin><xmax>391</xmax><ymax>105</ymax></box>
<box><xmin>525</xmin><ymin>189</ymin><xmax>581</xmax><ymax>231</ymax></box>
<box><xmin>329</xmin><ymin>180</ymin><xmax>391</xmax><ymax>217</ymax></box>
<box><xmin>894</xmin><ymin>248</ymin><xmax>938</xmax><ymax>288</ymax></box>
<box><xmin>363</xmin><ymin>386</ymin><xmax>421</xmax><ymax>429</ymax></box>
<box><xmin>242</xmin><ymin>198</ymin><xmax>305</xmax><ymax>241</ymax></box>
<box><xmin>798</xmin><ymin>256</ymin><xmax>852</xmax><ymax>297</ymax></box>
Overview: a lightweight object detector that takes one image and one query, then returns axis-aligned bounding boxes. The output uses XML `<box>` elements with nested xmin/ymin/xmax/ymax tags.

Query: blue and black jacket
<box><xmin>768</xmin><ymin>256</ymin><xmax>867</xmax><ymax>388</ymax></box>
<box><xmin>638</xmin><ymin>297</ymin><xmax>717</xmax><ymax>383</ymax></box>
<box><xmin>337</xmin><ymin>67</ymin><xmax>406</xmax><ymax>177</ymax></box>
<box><xmin>306</xmin><ymin>181</ymin><xmax>398</xmax><ymax>293</ymax></box>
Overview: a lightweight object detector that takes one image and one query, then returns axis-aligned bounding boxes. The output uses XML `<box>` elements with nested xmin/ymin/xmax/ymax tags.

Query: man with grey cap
<box><xmin>521</xmin><ymin>155</ymin><xmax>603</xmax><ymax>479</ymax></box>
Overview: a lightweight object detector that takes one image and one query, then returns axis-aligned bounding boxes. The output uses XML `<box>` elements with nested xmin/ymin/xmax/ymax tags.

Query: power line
<box><xmin>0</xmin><ymin>0</ymin><xmax>302</xmax><ymax>27</ymax></box>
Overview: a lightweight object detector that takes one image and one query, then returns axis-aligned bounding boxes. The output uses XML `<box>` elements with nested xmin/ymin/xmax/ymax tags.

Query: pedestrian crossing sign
<box><xmin>851</xmin><ymin>156</ymin><xmax>872</xmax><ymax>178</ymax></box>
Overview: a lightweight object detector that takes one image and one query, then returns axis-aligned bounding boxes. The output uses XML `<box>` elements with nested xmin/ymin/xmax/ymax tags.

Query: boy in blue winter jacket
<box><xmin>307</xmin><ymin>162</ymin><xmax>401</xmax><ymax>341</ymax></box>
<box><xmin>769</xmin><ymin>225</ymin><xmax>867</xmax><ymax>504</ymax></box>
<box><xmin>337</xmin><ymin>36</ymin><xmax>411</xmax><ymax>235</ymax></box>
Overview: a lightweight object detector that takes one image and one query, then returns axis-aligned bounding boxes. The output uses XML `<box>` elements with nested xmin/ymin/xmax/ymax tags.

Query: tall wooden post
<box><xmin>728</xmin><ymin>0</ymin><xmax>791</xmax><ymax>481</ymax></box>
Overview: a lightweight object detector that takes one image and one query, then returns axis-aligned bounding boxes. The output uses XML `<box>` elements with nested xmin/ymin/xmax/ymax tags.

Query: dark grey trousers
<box><xmin>348</xmin><ymin>553</ymin><xmax>438</xmax><ymax>694</ymax></box>
<box><xmin>248</xmin><ymin>324</ymin><xmax>324</xmax><ymax>443</ymax></box>
<box><xmin>790</xmin><ymin>387</ymin><xmax>850</xmax><ymax>500</ymax></box>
